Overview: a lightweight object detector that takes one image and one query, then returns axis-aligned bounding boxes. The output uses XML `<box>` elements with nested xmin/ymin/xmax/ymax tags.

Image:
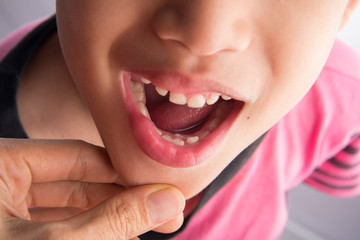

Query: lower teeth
<box><xmin>130</xmin><ymin>80</ymin><xmax>230</xmax><ymax>146</ymax></box>
<box><xmin>187</xmin><ymin>136</ymin><xmax>200</xmax><ymax>144</ymax></box>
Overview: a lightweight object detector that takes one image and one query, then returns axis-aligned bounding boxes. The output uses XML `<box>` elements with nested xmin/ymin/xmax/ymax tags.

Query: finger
<box><xmin>30</xmin><ymin>210</ymin><xmax>184</xmax><ymax>232</ymax></box>
<box><xmin>0</xmin><ymin>215</ymin><xmax>53</xmax><ymax>240</ymax></box>
<box><xmin>1</xmin><ymin>138</ymin><xmax>118</xmax><ymax>183</ymax></box>
<box><xmin>50</xmin><ymin>185</ymin><xmax>185</xmax><ymax>240</ymax></box>
<box><xmin>30</xmin><ymin>207</ymin><xmax>85</xmax><ymax>221</ymax></box>
<box><xmin>28</xmin><ymin>182</ymin><xmax>125</xmax><ymax>209</ymax></box>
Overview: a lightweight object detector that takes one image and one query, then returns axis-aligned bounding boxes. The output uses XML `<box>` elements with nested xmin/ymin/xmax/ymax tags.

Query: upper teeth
<box><xmin>207</xmin><ymin>95</ymin><xmax>220</xmax><ymax>105</ymax></box>
<box><xmin>187</xmin><ymin>94</ymin><xmax>207</xmax><ymax>108</ymax></box>
<box><xmin>155</xmin><ymin>87</ymin><xmax>168</xmax><ymax>96</ymax></box>
<box><xmin>141</xmin><ymin>77</ymin><xmax>232</xmax><ymax>108</ymax></box>
<box><xmin>221</xmin><ymin>95</ymin><xmax>232</xmax><ymax>100</ymax></box>
<box><xmin>141</xmin><ymin>78</ymin><xmax>151</xmax><ymax>84</ymax></box>
<box><xmin>169</xmin><ymin>92</ymin><xmax>187</xmax><ymax>105</ymax></box>
<box><xmin>130</xmin><ymin>81</ymin><xmax>150</xmax><ymax>118</ymax></box>
<box><xmin>131</xmin><ymin>77</ymin><xmax>235</xmax><ymax>146</ymax></box>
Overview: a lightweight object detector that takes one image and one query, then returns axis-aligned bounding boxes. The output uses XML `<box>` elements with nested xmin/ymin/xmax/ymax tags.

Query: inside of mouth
<box><xmin>130</xmin><ymin>78</ymin><xmax>235</xmax><ymax>146</ymax></box>
<box><xmin>145</xmin><ymin>84</ymin><xmax>218</xmax><ymax>134</ymax></box>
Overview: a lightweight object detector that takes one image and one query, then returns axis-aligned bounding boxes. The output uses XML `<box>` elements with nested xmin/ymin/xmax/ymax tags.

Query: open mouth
<box><xmin>120</xmin><ymin>72</ymin><xmax>244</xmax><ymax>168</ymax></box>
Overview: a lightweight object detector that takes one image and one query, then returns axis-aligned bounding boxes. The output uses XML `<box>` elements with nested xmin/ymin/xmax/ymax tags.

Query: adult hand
<box><xmin>0</xmin><ymin>138</ymin><xmax>185</xmax><ymax>240</ymax></box>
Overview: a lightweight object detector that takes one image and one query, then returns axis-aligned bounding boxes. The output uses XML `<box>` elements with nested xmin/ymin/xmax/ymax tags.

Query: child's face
<box><xmin>56</xmin><ymin>0</ymin><xmax>354</xmax><ymax>198</ymax></box>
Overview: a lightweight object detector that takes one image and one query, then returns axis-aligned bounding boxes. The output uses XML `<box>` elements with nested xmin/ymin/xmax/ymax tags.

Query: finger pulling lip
<box><xmin>119</xmin><ymin>71</ymin><xmax>244</xmax><ymax>168</ymax></box>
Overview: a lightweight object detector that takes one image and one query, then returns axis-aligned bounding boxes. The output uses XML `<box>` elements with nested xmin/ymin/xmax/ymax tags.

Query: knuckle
<box><xmin>78</xmin><ymin>182</ymin><xmax>91</xmax><ymax>207</ymax></box>
<box><xmin>67</xmin><ymin>182</ymin><xmax>90</xmax><ymax>208</ymax></box>
<box><xmin>105</xmin><ymin>198</ymin><xmax>149</xmax><ymax>239</ymax></box>
<box><xmin>68</xmin><ymin>140</ymin><xmax>89</xmax><ymax>181</ymax></box>
<box><xmin>0</xmin><ymin>139</ymin><xmax>31</xmax><ymax>204</ymax></box>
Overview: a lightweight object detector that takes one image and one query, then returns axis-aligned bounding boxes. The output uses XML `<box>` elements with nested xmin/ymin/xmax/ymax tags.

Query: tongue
<box><xmin>145</xmin><ymin>84</ymin><xmax>215</xmax><ymax>132</ymax></box>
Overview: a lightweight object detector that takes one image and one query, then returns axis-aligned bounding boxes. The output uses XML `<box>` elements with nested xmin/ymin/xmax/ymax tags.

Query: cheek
<box><xmin>258</xmin><ymin>3</ymin><xmax>346</xmax><ymax>110</ymax></box>
<box><xmin>57</xmin><ymin>2</ymin><xmax>139</xmax><ymax>71</ymax></box>
<box><xmin>229</xmin><ymin>6</ymin><xmax>347</xmax><ymax>147</ymax></box>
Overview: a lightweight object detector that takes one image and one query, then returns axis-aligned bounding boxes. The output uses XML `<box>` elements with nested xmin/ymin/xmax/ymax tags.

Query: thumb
<box><xmin>56</xmin><ymin>185</ymin><xmax>185</xmax><ymax>240</ymax></box>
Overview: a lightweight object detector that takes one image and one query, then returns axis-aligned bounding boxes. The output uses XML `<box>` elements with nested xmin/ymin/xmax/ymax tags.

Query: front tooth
<box><xmin>162</xmin><ymin>135</ymin><xmax>185</xmax><ymax>146</ymax></box>
<box><xmin>206</xmin><ymin>95</ymin><xmax>220</xmax><ymax>105</ymax></box>
<box><xmin>162</xmin><ymin>135</ymin><xmax>173</xmax><ymax>142</ymax></box>
<box><xmin>141</xmin><ymin>77</ymin><xmax>151</xmax><ymax>84</ymax></box>
<box><xmin>188</xmin><ymin>94</ymin><xmax>206</xmax><ymax>108</ymax></box>
<box><xmin>221</xmin><ymin>95</ymin><xmax>232</xmax><ymax>100</ymax></box>
<box><xmin>155</xmin><ymin>87</ymin><xmax>169</xmax><ymax>96</ymax></box>
<box><xmin>187</xmin><ymin>136</ymin><xmax>199</xmax><ymax>144</ymax></box>
<box><xmin>173</xmin><ymin>138</ymin><xmax>185</xmax><ymax>146</ymax></box>
<box><xmin>169</xmin><ymin>92</ymin><xmax>187</xmax><ymax>105</ymax></box>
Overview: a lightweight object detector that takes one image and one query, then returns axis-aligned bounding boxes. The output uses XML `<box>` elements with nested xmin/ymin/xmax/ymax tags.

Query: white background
<box><xmin>1</xmin><ymin>1</ymin><xmax>360</xmax><ymax>239</ymax></box>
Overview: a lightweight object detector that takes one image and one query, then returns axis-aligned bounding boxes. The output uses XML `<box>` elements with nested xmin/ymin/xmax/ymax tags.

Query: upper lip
<box><xmin>129</xmin><ymin>69</ymin><xmax>248</xmax><ymax>102</ymax></box>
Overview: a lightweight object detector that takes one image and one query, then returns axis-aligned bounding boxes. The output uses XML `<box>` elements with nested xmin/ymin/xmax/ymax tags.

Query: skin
<box><xmin>3</xmin><ymin>0</ymin><xmax>357</xmax><ymax>238</ymax></box>
<box><xmin>0</xmin><ymin>139</ymin><xmax>185</xmax><ymax>239</ymax></box>
<box><xmin>53</xmin><ymin>0</ymin><xmax>358</xmax><ymax>198</ymax></box>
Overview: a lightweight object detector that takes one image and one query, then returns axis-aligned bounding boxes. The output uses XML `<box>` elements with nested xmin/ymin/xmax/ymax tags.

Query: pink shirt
<box><xmin>2</xmin><ymin>18</ymin><xmax>360</xmax><ymax>240</ymax></box>
<box><xmin>173</xmin><ymin>40</ymin><xmax>360</xmax><ymax>239</ymax></box>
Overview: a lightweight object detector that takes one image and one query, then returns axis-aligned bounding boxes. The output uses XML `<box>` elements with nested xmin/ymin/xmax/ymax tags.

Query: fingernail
<box><xmin>146</xmin><ymin>188</ymin><xmax>184</xmax><ymax>224</ymax></box>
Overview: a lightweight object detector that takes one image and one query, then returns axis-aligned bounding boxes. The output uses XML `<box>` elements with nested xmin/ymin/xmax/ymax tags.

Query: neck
<box><xmin>17</xmin><ymin>33</ymin><xmax>103</xmax><ymax>146</ymax></box>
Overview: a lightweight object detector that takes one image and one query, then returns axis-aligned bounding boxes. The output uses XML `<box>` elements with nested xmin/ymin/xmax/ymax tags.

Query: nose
<box><xmin>153</xmin><ymin>0</ymin><xmax>252</xmax><ymax>56</ymax></box>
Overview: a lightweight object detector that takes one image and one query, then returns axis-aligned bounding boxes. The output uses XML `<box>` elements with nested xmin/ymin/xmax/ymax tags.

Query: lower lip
<box><xmin>119</xmin><ymin>72</ymin><xmax>244</xmax><ymax>168</ymax></box>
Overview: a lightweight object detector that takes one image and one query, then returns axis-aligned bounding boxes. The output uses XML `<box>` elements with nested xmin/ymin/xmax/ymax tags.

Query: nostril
<box><xmin>232</xmin><ymin>21</ymin><xmax>252</xmax><ymax>52</ymax></box>
<box><xmin>153</xmin><ymin>5</ymin><xmax>252</xmax><ymax>57</ymax></box>
<box><xmin>153</xmin><ymin>6</ymin><xmax>181</xmax><ymax>42</ymax></box>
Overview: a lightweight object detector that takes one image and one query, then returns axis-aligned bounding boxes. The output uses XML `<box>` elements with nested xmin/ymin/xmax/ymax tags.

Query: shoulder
<box><xmin>324</xmin><ymin>39</ymin><xmax>360</xmax><ymax>81</ymax></box>
<box><xmin>0</xmin><ymin>17</ymin><xmax>49</xmax><ymax>62</ymax></box>
<box><xmin>0</xmin><ymin>16</ymin><xmax>55</xmax><ymax>139</ymax></box>
<box><xmin>262</xmin><ymin>40</ymin><xmax>360</xmax><ymax>188</ymax></box>
<box><xmin>300</xmin><ymin>41</ymin><xmax>360</xmax><ymax>196</ymax></box>
<box><xmin>309</xmin><ymin>39</ymin><xmax>360</xmax><ymax>140</ymax></box>
<box><xmin>295</xmin><ymin>39</ymin><xmax>360</xmax><ymax>152</ymax></box>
